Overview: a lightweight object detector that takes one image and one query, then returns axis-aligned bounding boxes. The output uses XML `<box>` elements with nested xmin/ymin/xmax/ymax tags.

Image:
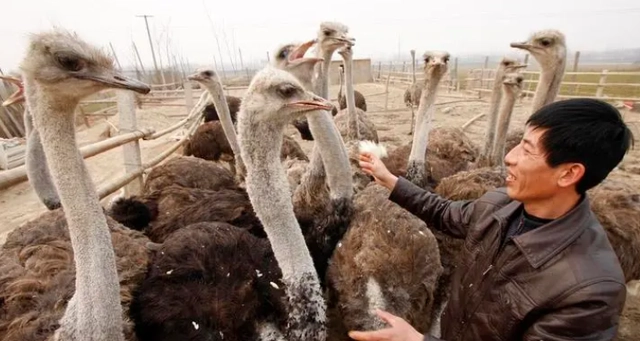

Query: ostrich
<box><xmin>477</xmin><ymin>58</ymin><xmax>527</xmax><ymax>164</ymax></box>
<box><xmin>129</xmin><ymin>66</ymin><xmax>337</xmax><ymax>341</ymax></box>
<box><xmin>404</xmin><ymin>49</ymin><xmax>420</xmax><ymax>135</ymax></box>
<box><xmin>504</xmin><ymin>29</ymin><xmax>567</xmax><ymax>152</ymax></box>
<box><xmin>333</xmin><ymin>45</ymin><xmax>378</xmax><ymax>143</ymax></box>
<box><xmin>384</xmin><ymin>51</ymin><xmax>472</xmax><ymax>189</ymax></box>
<box><xmin>0</xmin><ymin>29</ymin><xmax>152</xmax><ymax>341</ymax></box>
<box><xmin>0</xmin><ymin>75</ymin><xmax>60</xmax><ymax>210</ymax></box>
<box><xmin>202</xmin><ymin>95</ymin><xmax>241</xmax><ymax>123</ymax></box>
<box><xmin>337</xmin><ymin>64</ymin><xmax>367</xmax><ymax>112</ymax></box>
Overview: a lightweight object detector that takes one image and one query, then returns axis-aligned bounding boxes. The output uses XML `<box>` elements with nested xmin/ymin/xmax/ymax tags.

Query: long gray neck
<box><xmin>301</xmin><ymin>47</ymin><xmax>352</xmax><ymax>200</ymax></box>
<box><xmin>202</xmin><ymin>82</ymin><xmax>246</xmax><ymax>177</ymax></box>
<box><xmin>338</xmin><ymin>70</ymin><xmax>343</xmax><ymax>101</ymax></box>
<box><xmin>314</xmin><ymin>49</ymin><xmax>334</xmax><ymax>99</ymax></box>
<box><xmin>238</xmin><ymin>112</ymin><xmax>326</xmax><ymax>340</ymax></box>
<box><xmin>343</xmin><ymin>53</ymin><xmax>360</xmax><ymax>141</ymax></box>
<box><xmin>406</xmin><ymin>72</ymin><xmax>443</xmax><ymax>187</ymax></box>
<box><xmin>531</xmin><ymin>57</ymin><xmax>565</xmax><ymax>113</ymax></box>
<box><xmin>24</xmin><ymin>77</ymin><xmax>124</xmax><ymax>340</ymax></box>
<box><xmin>490</xmin><ymin>87</ymin><xmax>518</xmax><ymax>167</ymax></box>
<box><xmin>481</xmin><ymin>67</ymin><xmax>506</xmax><ymax>159</ymax></box>
<box><xmin>23</xmin><ymin>109</ymin><xmax>61</xmax><ymax>210</ymax></box>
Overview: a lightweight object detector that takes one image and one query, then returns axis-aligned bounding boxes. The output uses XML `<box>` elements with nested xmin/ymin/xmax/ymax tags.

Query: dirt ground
<box><xmin>1</xmin><ymin>81</ymin><xmax>639</xmax><ymax>334</ymax></box>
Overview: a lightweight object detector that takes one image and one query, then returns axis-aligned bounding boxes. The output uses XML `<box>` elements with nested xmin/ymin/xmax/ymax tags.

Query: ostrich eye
<box><xmin>517</xmin><ymin>77</ymin><xmax>524</xmax><ymax>84</ymax></box>
<box><xmin>323</xmin><ymin>29</ymin><xmax>333</xmax><ymax>36</ymax></box>
<box><xmin>203</xmin><ymin>70</ymin><xmax>213</xmax><ymax>77</ymax></box>
<box><xmin>424</xmin><ymin>56</ymin><xmax>431</xmax><ymax>63</ymax></box>
<box><xmin>276</xmin><ymin>84</ymin><xmax>299</xmax><ymax>98</ymax></box>
<box><xmin>55</xmin><ymin>53</ymin><xmax>83</xmax><ymax>72</ymax></box>
<box><xmin>443</xmin><ymin>56</ymin><xmax>450</xmax><ymax>63</ymax></box>
<box><xmin>539</xmin><ymin>38</ymin><xmax>552</xmax><ymax>47</ymax></box>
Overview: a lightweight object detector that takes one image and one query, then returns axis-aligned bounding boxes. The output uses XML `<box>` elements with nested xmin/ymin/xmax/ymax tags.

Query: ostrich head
<box><xmin>500</xmin><ymin>57</ymin><xmax>527</xmax><ymax>73</ymax></box>
<box><xmin>187</xmin><ymin>68</ymin><xmax>224</xmax><ymax>92</ymax></box>
<box><xmin>502</xmin><ymin>72</ymin><xmax>525</xmax><ymax>94</ymax></box>
<box><xmin>317</xmin><ymin>21</ymin><xmax>355</xmax><ymax>53</ymax></box>
<box><xmin>0</xmin><ymin>75</ymin><xmax>25</xmax><ymax>106</ymax></box>
<box><xmin>241</xmin><ymin>66</ymin><xmax>333</xmax><ymax>124</ymax></box>
<box><xmin>19</xmin><ymin>29</ymin><xmax>150</xmax><ymax>104</ymax></box>
<box><xmin>423</xmin><ymin>51</ymin><xmax>450</xmax><ymax>79</ymax></box>
<box><xmin>510</xmin><ymin>30</ymin><xmax>566</xmax><ymax>68</ymax></box>
<box><xmin>272</xmin><ymin>40</ymin><xmax>323</xmax><ymax>87</ymax></box>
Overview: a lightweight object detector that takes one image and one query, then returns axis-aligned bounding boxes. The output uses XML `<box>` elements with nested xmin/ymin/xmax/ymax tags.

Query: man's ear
<box><xmin>557</xmin><ymin>163</ymin><xmax>585</xmax><ymax>189</ymax></box>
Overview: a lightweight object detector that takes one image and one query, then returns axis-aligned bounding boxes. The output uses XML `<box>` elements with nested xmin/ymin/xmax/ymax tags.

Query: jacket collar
<box><xmin>493</xmin><ymin>194</ymin><xmax>592</xmax><ymax>269</ymax></box>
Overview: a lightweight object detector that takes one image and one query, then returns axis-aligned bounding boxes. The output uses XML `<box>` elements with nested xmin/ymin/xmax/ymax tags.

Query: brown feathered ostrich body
<box><xmin>202</xmin><ymin>95</ymin><xmax>241</xmax><ymax>123</ymax></box>
<box><xmin>325</xmin><ymin>52</ymin><xmax>447</xmax><ymax>341</ymax></box>
<box><xmin>0</xmin><ymin>29</ymin><xmax>152</xmax><ymax>341</ymax></box>
<box><xmin>129</xmin><ymin>66</ymin><xmax>339</xmax><ymax>341</ymax></box>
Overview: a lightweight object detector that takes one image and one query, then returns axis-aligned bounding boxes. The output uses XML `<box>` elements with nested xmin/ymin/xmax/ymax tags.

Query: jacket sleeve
<box><xmin>388</xmin><ymin>176</ymin><xmax>476</xmax><ymax>239</ymax></box>
<box><xmin>522</xmin><ymin>280</ymin><xmax>626</xmax><ymax>341</ymax></box>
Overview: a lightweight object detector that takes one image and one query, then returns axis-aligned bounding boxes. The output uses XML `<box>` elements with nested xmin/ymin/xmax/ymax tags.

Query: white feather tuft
<box><xmin>358</xmin><ymin>140</ymin><xmax>388</xmax><ymax>159</ymax></box>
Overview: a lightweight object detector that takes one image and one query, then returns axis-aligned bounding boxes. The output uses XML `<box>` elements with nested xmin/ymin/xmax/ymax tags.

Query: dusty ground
<box><xmin>1</xmin><ymin>81</ymin><xmax>639</xmax><ymax>334</ymax></box>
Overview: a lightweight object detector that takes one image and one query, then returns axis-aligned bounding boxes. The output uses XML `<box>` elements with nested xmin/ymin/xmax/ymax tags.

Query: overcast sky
<box><xmin>1</xmin><ymin>0</ymin><xmax>639</xmax><ymax>73</ymax></box>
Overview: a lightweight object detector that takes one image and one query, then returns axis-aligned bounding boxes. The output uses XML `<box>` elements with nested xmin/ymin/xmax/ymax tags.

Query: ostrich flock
<box><xmin>0</xmin><ymin>21</ymin><xmax>638</xmax><ymax>341</ymax></box>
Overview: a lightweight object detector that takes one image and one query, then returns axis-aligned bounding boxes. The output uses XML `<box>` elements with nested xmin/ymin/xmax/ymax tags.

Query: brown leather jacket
<box><xmin>389</xmin><ymin>177</ymin><xmax>627</xmax><ymax>341</ymax></box>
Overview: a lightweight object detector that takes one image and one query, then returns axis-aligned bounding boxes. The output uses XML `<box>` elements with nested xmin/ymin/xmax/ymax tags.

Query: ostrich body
<box><xmin>0</xmin><ymin>76</ymin><xmax>60</xmax><ymax>210</ymax></box>
<box><xmin>478</xmin><ymin>58</ymin><xmax>526</xmax><ymax>163</ymax></box>
<box><xmin>333</xmin><ymin>46</ymin><xmax>378</xmax><ymax>143</ymax></box>
<box><xmin>0</xmin><ymin>29</ymin><xmax>151</xmax><ymax>341</ymax></box>
<box><xmin>505</xmin><ymin>29</ymin><xmax>567</xmax><ymax>151</ymax></box>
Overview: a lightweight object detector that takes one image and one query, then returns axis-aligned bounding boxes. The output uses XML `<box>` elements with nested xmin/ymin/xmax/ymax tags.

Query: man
<box><xmin>349</xmin><ymin>98</ymin><xmax>635</xmax><ymax>341</ymax></box>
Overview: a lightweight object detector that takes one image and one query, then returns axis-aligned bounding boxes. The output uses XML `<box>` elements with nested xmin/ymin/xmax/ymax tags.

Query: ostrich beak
<box><xmin>288</xmin><ymin>40</ymin><xmax>316</xmax><ymax>61</ymax></box>
<box><xmin>288</xmin><ymin>40</ymin><xmax>324</xmax><ymax>67</ymax></box>
<box><xmin>0</xmin><ymin>76</ymin><xmax>25</xmax><ymax>106</ymax></box>
<box><xmin>513</xmin><ymin>63</ymin><xmax>528</xmax><ymax>69</ymax></box>
<box><xmin>187</xmin><ymin>72</ymin><xmax>205</xmax><ymax>82</ymax></box>
<box><xmin>510</xmin><ymin>42</ymin><xmax>533</xmax><ymax>51</ymax></box>
<box><xmin>287</xmin><ymin>93</ymin><xmax>333</xmax><ymax>112</ymax></box>
<box><xmin>75</xmin><ymin>70</ymin><xmax>151</xmax><ymax>94</ymax></box>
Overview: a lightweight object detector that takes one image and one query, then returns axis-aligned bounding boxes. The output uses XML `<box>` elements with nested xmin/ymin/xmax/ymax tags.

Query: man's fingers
<box><xmin>375</xmin><ymin>309</ymin><xmax>400</xmax><ymax>326</ymax></box>
<box><xmin>348</xmin><ymin>328</ymin><xmax>393</xmax><ymax>341</ymax></box>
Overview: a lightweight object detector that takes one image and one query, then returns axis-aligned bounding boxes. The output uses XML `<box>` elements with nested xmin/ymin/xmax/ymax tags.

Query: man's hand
<box><xmin>348</xmin><ymin>309</ymin><xmax>424</xmax><ymax>341</ymax></box>
<box><xmin>359</xmin><ymin>152</ymin><xmax>398</xmax><ymax>190</ymax></box>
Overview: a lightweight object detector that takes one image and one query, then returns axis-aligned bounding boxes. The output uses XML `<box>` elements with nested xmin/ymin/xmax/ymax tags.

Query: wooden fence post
<box><xmin>454</xmin><ymin>57</ymin><xmax>460</xmax><ymax>92</ymax></box>
<box><xmin>384</xmin><ymin>62</ymin><xmax>393</xmax><ymax>111</ymax></box>
<box><xmin>595</xmin><ymin>69</ymin><xmax>608</xmax><ymax>98</ymax></box>
<box><xmin>377</xmin><ymin>61</ymin><xmax>382</xmax><ymax>80</ymax></box>
<box><xmin>117</xmin><ymin>90</ymin><xmax>144</xmax><ymax>196</ymax></box>
<box><xmin>184</xmin><ymin>81</ymin><xmax>194</xmax><ymax>115</ymax></box>
<box><xmin>571</xmin><ymin>51</ymin><xmax>581</xmax><ymax>95</ymax></box>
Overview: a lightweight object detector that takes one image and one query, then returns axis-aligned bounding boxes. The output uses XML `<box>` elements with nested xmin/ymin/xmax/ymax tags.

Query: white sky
<box><xmin>1</xmin><ymin>0</ymin><xmax>639</xmax><ymax>72</ymax></box>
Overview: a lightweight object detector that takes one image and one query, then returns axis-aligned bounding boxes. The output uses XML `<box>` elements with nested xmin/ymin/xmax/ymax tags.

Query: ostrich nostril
<box><xmin>114</xmin><ymin>75</ymin><xmax>125</xmax><ymax>82</ymax></box>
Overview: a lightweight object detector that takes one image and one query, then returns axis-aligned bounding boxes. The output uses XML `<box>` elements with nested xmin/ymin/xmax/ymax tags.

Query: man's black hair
<box><xmin>526</xmin><ymin>98</ymin><xmax>635</xmax><ymax>193</ymax></box>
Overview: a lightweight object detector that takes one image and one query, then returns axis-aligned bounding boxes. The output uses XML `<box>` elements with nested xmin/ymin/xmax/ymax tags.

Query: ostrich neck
<box><xmin>343</xmin><ymin>53</ymin><xmax>360</xmax><ymax>140</ymax></box>
<box><xmin>238</xmin><ymin>117</ymin><xmax>317</xmax><ymax>279</ymax></box>
<box><xmin>408</xmin><ymin>73</ymin><xmax>442</xmax><ymax>164</ymax></box>
<box><xmin>491</xmin><ymin>87</ymin><xmax>518</xmax><ymax>166</ymax></box>
<box><xmin>203</xmin><ymin>83</ymin><xmax>240</xmax><ymax>156</ymax></box>
<box><xmin>314</xmin><ymin>49</ymin><xmax>334</xmax><ymax>99</ymax></box>
<box><xmin>481</xmin><ymin>68</ymin><xmax>506</xmax><ymax>158</ymax></box>
<box><xmin>531</xmin><ymin>57</ymin><xmax>565</xmax><ymax>113</ymax></box>
<box><xmin>338</xmin><ymin>71</ymin><xmax>343</xmax><ymax>100</ymax></box>
<box><xmin>24</xmin><ymin>78</ymin><xmax>123</xmax><ymax>340</ymax></box>
<box><xmin>301</xmin><ymin>47</ymin><xmax>352</xmax><ymax>200</ymax></box>
<box><xmin>24</xmin><ymin>109</ymin><xmax>60</xmax><ymax>210</ymax></box>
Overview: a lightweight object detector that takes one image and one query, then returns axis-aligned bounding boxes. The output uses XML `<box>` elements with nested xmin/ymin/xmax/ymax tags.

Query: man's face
<box><xmin>504</xmin><ymin>126</ymin><xmax>569</xmax><ymax>202</ymax></box>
